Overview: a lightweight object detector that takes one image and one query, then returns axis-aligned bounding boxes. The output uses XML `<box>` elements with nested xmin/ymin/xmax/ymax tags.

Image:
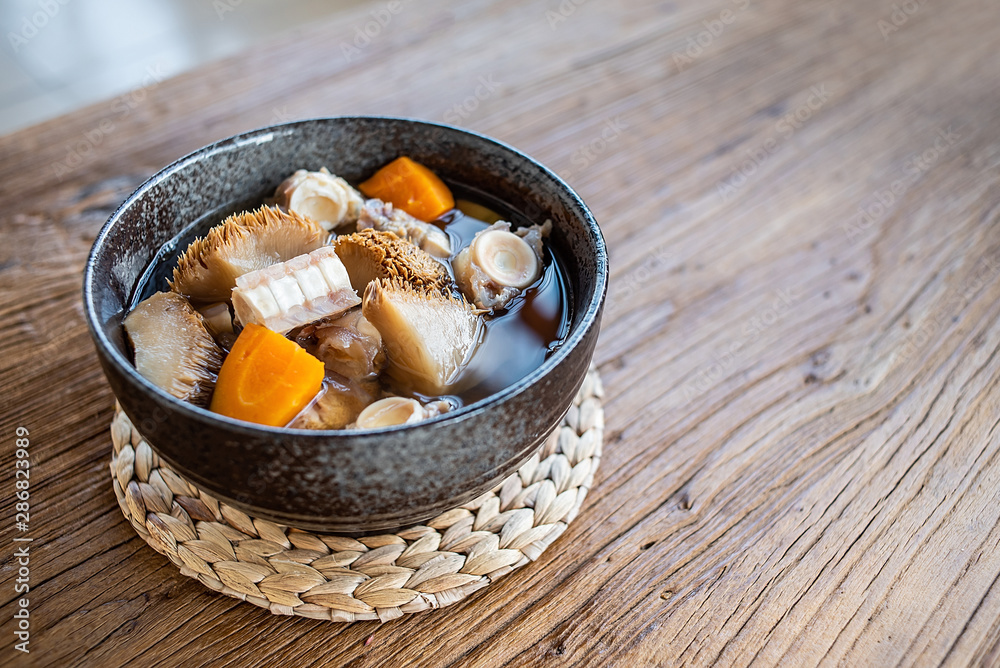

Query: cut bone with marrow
<box><xmin>273</xmin><ymin>168</ymin><xmax>364</xmax><ymax>232</ymax></box>
<box><xmin>170</xmin><ymin>205</ymin><xmax>323</xmax><ymax>303</ymax></box>
<box><xmin>453</xmin><ymin>220</ymin><xmax>548</xmax><ymax>310</ymax></box>
<box><xmin>232</xmin><ymin>246</ymin><xmax>360</xmax><ymax>334</ymax></box>
<box><xmin>124</xmin><ymin>291</ymin><xmax>224</xmax><ymax>406</ymax></box>
<box><xmin>357</xmin><ymin>198</ymin><xmax>452</xmax><ymax>257</ymax></box>
<box><xmin>335</xmin><ymin>228</ymin><xmax>451</xmax><ymax>295</ymax></box>
<box><xmin>362</xmin><ymin>277</ymin><xmax>480</xmax><ymax>395</ymax></box>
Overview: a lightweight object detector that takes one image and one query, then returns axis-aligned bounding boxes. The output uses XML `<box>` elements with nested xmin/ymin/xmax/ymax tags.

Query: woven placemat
<box><xmin>108</xmin><ymin>369</ymin><xmax>603</xmax><ymax>622</ymax></box>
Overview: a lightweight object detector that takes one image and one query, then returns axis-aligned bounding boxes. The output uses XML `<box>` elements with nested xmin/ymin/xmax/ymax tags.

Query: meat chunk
<box><xmin>295</xmin><ymin>307</ymin><xmax>385</xmax><ymax>381</ymax></box>
<box><xmin>357</xmin><ymin>198</ymin><xmax>452</xmax><ymax>257</ymax></box>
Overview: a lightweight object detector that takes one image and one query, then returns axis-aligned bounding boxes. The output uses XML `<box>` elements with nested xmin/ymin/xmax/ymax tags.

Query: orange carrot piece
<box><xmin>358</xmin><ymin>156</ymin><xmax>455</xmax><ymax>222</ymax></box>
<box><xmin>210</xmin><ymin>323</ymin><xmax>324</xmax><ymax>427</ymax></box>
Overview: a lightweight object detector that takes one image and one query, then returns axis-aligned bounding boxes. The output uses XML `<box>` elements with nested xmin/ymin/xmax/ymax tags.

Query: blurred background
<box><xmin>0</xmin><ymin>0</ymin><xmax>363</xmax><ymax>135</ymax></box>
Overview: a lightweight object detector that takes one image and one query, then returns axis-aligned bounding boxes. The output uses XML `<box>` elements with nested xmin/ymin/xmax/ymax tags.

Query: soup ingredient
<box><xmin>295</xmin><ymin>308</ymin><xmax>385</xmax><ymax>381</ymax></box>
<box><xmin>355</xmin><ymin>396</ymin><xmax>452</xmax><ymax>429</ymax></box>
<box><xmin>453</xmin><ymin>221</ymin><xmax>546</xmax><ymax>310</ymax></box>
<box><xmin>273</xmin><ymin>167</ymin><xmax>364</xmax><ymax>232</ymax></box>
<box><xmin>514</xmin><ymin>220</ymin><xmax>551</xmax><ymax>256</ymax></box>
<box><xmin>290</xmin><ymin>375</ymin><xmax>380</xmax><ymax>430</ymax></box>
<box><xmin>124</xmin><ymin>291</ymin><xmax>224</xmax><ymax>407</ymax></box>
<box><xmin>210</xmin><ymin>323</ymin><xmax>325</xmax><ymax>427</ymax></box>
<box><xmin>335</xmin><ymin>229</ymin><xmax>450</xmax><ymax>295</ymax></box>
<box><xmin>357</xmin><ymin>198</ymin><xmax>451</xmax><ymax>257</ymax></box>
<box><xmin>358</xmin><ymin>156</ymin><xmax>455</xmax><ymax>222</ymax></box>
<box><xmin>198</xmin><ymin>302</ymin><xmax>237</xmax><ymax>350</ymax></box>
<box><xmin>362</xmin><ymin>277</ymin><xmax>480</xmax><ymax>395</ymax></box>
<box><xmin>231</xmin><ymin>246</ymin><xmax>360</xmax><ymax>334</ymax></box>
<box><xmin>198</xmin><ymin>302</ymin><xmax>234</xmax><ymax>337</ymax></box>
<box><xmin>170</xmin><ymin>206</ymin><xmax>323</xmax><ymax>302</ymax></box>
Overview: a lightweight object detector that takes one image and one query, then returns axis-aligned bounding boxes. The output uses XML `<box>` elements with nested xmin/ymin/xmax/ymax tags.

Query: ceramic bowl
<box><xmin>84</xmin><ymin>117</ymin><xmax>607</xmax><ymax>533</ymax></box>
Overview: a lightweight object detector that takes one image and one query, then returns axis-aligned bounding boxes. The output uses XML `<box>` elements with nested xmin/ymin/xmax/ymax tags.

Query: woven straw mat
<box><xmin>109</xmin><ymin>368</ymin><xmax>603</xmax><ymax>622</ymax></box>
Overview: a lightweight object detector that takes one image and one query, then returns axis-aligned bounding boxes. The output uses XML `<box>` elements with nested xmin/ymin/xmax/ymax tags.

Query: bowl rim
<box><xmin>83</xmin><ymin>115</ymin><xmax>608</xmax><ymax>438</ymax></box>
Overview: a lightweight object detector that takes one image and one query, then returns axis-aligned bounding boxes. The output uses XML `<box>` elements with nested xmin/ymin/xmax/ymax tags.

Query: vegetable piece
<box><xmin>170</xmin><ymin>206</ymin><xmax>323</xmax><ymax>303</ymax></box>
<box><xmin>358</xmin><ymin>156</ymin><xmax>455</xmax><ymax>222</ymax></box>
<box><xmin>231</xmin><ymin>246</ymin><xmax>360</xmax><ymax>334</ymax></box>
<box><xmin>198</xmin><ymin>302</ymin><xmax>234</xmax><ymax>337</ymax></box>
<box><xmin>210</xmin><ymin>323</ymin><xmax>325</xmax><ymax>427</ymax></box>
<box><xmin>124</xmin><ymin>291</ymin><xmax>224</xmax><ymax>407</ymax></box>
<box><xmin>334</xmin><ymin>228</ymin><xmax>451</xmax><ymax>295</ymax></box>
<box><xmin>198</xmin><ymin>301</ymin><xmax>238</xmax><ymax>350</ymax></box>
<box><xmin>362</xmin><ymin>277</ymin><xmax>480</xmax><ymax>395</ymax></box>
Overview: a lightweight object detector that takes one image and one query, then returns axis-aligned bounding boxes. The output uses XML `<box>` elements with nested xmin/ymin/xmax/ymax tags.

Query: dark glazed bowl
<box><xmin>84</xmin><ymin>117</ymin><xmax>607</xmax><ymax>533</ymax></box>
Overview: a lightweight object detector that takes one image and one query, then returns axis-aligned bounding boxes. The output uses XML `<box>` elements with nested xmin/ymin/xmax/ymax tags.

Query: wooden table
<box><xmin>3</xmin><ymin>0</ymin><xmax>1000</xmax><ymax>664</ymax></box>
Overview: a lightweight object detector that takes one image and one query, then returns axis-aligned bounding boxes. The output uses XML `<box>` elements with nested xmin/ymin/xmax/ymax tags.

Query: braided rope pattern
<box><xmin>109</xmin><ymin>369</ymin><xmax>603</xmax><ymax>622</ymax></box>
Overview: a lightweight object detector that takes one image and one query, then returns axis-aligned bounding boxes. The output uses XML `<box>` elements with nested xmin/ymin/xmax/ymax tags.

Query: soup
<box><xmin>123</xmin><ymin>157</ymin><xmax>570</xmax><ymax>430</ymax></box>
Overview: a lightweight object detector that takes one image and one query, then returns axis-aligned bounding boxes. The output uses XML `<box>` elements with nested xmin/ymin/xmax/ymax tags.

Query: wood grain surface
<box><xmin>3</xmin><ymin>0</ymin><xmax>1000</xmax><ymax>665</ymax></box>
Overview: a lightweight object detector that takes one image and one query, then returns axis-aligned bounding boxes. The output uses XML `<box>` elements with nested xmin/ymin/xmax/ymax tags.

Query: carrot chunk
<box><xmin>358</xmin><ymin>156</ymin><xmax>455</xmax><ymax>222</ymax></box>
<box><xmin>210</xmin><ymin>323</ymin><xmax>324</xmax><ymax>427</ymax></box>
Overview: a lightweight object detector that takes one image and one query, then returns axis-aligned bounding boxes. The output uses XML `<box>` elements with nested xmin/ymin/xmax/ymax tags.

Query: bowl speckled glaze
<box><xmin>84</xmin><ymin>117</ymin><xmax>607</xmax><ymax>533</ymax></box>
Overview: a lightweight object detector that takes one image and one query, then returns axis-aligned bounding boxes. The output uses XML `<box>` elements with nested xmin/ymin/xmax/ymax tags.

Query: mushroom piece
<box><xmin>197</xmin><ymin>302</ymin><xmax>237</xmax><ymax>350</ymax></box>
<box><xmin>273</xmin><ymin>167</ymin><xmax>364</xmax><ymax>232</ymax></box>
<box><xmin>295</xmin><ymin>307</ymin><xmax>385</xmax><ymax>381</ymax></box>
<box><xmin>335</xmin><ymin>229</ymin><xmax>451</xmax><ymax>295</ymax></box>
<box><xmin>362</xmin><ymin>277</ymin><xmax>480</xmax><ymax>395</ymax></box>
<box><xmin>124</xmin><ymin>291</ymin><xmax>224</xmax><ymax>407</ymax></box>
<box><xmin>357</xmin><ymin>198</ymin><xmax>451</xmax><ymax>257</ymax></box>
<box><xmin>354</xmin><ymin>396</ymin><xmax>452</xmax><ymax>429</ymax></box>
<box><xmin>290</xmin><ymin>375</ymin><xmax>379</xmax><ymax>430</ymax></box>
<box><xmin>170</xmin><ymin>206</ymin><xmax>323</xmax><ymax>303</ymax></box>
<box><xmin>453</xmin><ymin>221</ymin><xmax>547</xmax><ymax>310</ymax></box>
<box><xmin>198</xmin><ymin>302</ymin><xmax>233</xmax><ymax>337</ymax></box>
<box><xmin>231</xmin><ymin>246</ymin><xmax>360</xmax><ymax>334</ymax></box>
